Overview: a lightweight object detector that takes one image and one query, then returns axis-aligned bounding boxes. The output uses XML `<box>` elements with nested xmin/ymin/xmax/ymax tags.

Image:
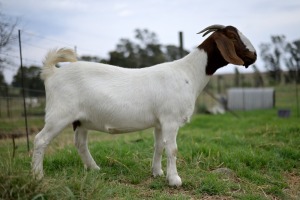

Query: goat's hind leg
<box><xmin>74</xmin><ymin>126</ymin><xmax>100</xmax><ymax>170</ymax></box>
<box><xmin>152</xmin><ymin>126</ymin><xmax>164</xmax><ymax>177</ymax></box>
<box><xmin>32</xmin><ymin>122</ymin><xmax>66</xmax><ymax>180</ymax></box>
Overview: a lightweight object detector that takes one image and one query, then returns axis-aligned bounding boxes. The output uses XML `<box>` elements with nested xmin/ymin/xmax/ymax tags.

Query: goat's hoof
<box><xmin>167</xmin><ymin>175</ymin><xmax>182</xmax><ymax>187</ymax></box>
<box><xmin>85</xmin><ymin>165</ymin><xmax>100</xmax><ymax>171</ymax></box>
<box><xmin>152</xmin><ymin>169</ymin><xmax>164</xmax><ymax>177</ymax></box>
<box><xmin>92</xmin><ymin>165</ymin><xmax>100</xmax><ymax>170</ymax></box>
<box><xmin>33</xmin><ymin>172</ymin><xmax>44</xmax><ymax>180</ymax></box>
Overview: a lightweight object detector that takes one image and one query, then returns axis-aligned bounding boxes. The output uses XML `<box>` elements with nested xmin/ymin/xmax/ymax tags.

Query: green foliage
<box><xmin>0</xmin><ymin>117</ymin><xmax>44</xmax><ymax>134</ymax></box>
<box><xmin>0</xmin><ymin>71</ymin><xmax>8</xmax><ymax>96</ymax></box>
<box><xmin>0</xmin><ymin>10</ymin><xmax>18</xmax><ymax>68</ymax></box>
<box><xmin>11</xmin><ymin>65</ymin><xmax>45</xmax><ymax>97</ymax></box>
<box><xmin>259</xmin><ymin>35</ymin><xmax>300</xmax><ymax>84</ymax></box>
<box><xmin>107</xmin><ymin>28</ymin><xmax>189</xmax><ymax>68</ymax></box>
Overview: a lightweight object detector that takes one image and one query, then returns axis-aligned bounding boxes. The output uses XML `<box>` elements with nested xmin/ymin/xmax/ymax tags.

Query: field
<box><xmin>0</xmin><ymin>84</ymin><xmax>299</xmax><ymax>199</ymax></box>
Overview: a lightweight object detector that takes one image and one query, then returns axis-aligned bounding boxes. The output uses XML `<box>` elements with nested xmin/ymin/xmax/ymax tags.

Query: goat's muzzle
<box><xmin>243</xmin><ymin>51</ymin><xmax>257</xmax><ymax>68</ymax></box>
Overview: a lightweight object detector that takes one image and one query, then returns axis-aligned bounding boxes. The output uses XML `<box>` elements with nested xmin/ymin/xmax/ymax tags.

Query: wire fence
<box><xmin>1</xmin><ymin>29</ymin><xmax>103</xmax><ymax>75</ymax></box>
<box><xmin>0</xmin><ymin>86</ymin><xmax>45</xmax><ymax>118</ymax></box>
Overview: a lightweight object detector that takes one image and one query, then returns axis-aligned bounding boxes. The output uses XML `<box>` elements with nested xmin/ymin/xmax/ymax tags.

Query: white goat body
<box><xmin>32</xmin><ymin>25</ymin><xmax>256</xmax><ymax>187</ymax></box>
<box><xmin>43</xmin><ymin>49</ymin><xmax>208</xmax><ymax>133</ymax></box>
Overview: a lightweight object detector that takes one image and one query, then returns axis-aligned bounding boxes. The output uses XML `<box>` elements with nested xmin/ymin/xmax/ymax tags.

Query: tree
<box><xmin>11</xmin><ymin>66</ymin><xmax>44</xmax><ymax>96</ymax></box>
<box><xmin>0</xmin><ymin>70</ymin><xmax>7</xmax><ymax>96</ymax></box>
<box><xmin>260</xmin><ymin>36</ymin><xmax>285</xmax><ymax>84</ymax></box>
<box><xmin>109</xmin><ymin>38</ymin><xmax>140</xmax><ymax>68</ymax></box>
<box><xmin>107</xmin><ymin>28</ymin><xmax>189</xmax><ymax>69</ymax></box>
<box><xmin>164</xmin><ymin>45</ymin><xmax>189</xmax><ymax>61</ymax></box>
<box><xmin>260</xmin><ymin>35</ymin><xmax>300</xmax><ymax>84</ymax></box>
<box><xmin>0</xmin><ymin>9</ymin><xmax>18</xmax><ymax>70</ymax></box>
<box><xmin>285</xmin><ymin>40</ymin><xmax>300</xmax><ymax>83</ymax></box>
<box><xmin>80</xmin><ymin>55</ymin><xmax>102</xmax><ymax>63</ymax></box>
<box><xmin>134</xmin><ymin>29</ymin><xmax>165</xmax><ymax>67</ymax></box>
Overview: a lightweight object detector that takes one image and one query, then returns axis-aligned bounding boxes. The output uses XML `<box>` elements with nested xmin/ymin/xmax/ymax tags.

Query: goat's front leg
<box><xmin>152</xmin><ymin>126</ymin><xmax>164</xmax><ymax>177</ymax></box>
<box><xmin>162</xmin><ymin>123</ymin><xmax>182</xmax><ymax>187</ymax></box>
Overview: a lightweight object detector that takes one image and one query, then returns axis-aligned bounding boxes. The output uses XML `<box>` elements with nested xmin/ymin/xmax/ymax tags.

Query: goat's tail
<box><xmin>41</xmin><ymin>48</ymin><xmax>77</xmax><ymax>80</ymax></box>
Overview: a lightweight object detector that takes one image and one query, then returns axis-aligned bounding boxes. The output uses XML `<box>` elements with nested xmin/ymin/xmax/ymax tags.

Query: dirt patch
<box><xmin>284</xmin><ymin>172</ymin><xmax>300</xmax><ymax>199</ymax></box>
<box><xmin>129</xmin><ymin>176</ymin><xmax>234</xmax><ymax>200</ymax></box>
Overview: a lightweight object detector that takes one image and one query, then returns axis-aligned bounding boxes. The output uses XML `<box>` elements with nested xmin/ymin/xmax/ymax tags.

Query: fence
<box><xmin>0</xmin><ymin>86</ymin><xmax>45</xmax><ymax>118</ymax></box>
<box><xmin>0</xmin><ymin>96</ymin><xmax>46</xmax><ymax>118</ymax></box>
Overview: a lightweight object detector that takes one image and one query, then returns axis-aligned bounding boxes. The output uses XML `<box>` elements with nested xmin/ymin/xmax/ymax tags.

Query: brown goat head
<box><xmin>198</xmin><ymin>25</ymin><xmax>257</xmax><ymax>75</ymax></box>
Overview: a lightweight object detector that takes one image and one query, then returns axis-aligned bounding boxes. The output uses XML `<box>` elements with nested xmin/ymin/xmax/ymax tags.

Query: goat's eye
<box><xmin>228</xmin><ymin>33</ymin><xmax>237</xmax><ymax>40</ymax></box>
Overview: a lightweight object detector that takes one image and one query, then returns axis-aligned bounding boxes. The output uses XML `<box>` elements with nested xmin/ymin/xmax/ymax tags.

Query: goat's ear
<box><xmin>215</xmin><ymin>34</ymin><xmax>244</xmax><ymax>65</ymax></box>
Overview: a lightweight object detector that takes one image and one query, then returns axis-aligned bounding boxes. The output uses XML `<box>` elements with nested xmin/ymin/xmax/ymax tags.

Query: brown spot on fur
<box><xmin>198</xmin><ymin>35</ymin><xmax>228</xmax><ymax>75</ymax></box>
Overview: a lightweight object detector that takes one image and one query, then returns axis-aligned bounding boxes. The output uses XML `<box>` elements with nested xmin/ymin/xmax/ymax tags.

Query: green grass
<box><xmin>0</xmin><ymin>117</ymin><xmax>44</xmax><ymax>134</ymax></box>
<box><xmin>0</xmin><ymin>108</ymin><xmax>299</xmax><ymax>199</ymax></box>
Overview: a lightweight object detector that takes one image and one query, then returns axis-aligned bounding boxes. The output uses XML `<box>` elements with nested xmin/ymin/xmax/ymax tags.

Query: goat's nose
<box><xmin>251</xmin><ymin>51</ymin><xmax>257</xmax><ymax>61</ymax></box>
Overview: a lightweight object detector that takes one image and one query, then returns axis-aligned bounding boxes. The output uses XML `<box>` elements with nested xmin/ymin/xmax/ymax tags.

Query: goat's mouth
<box><xmin>243</xmin><ymin>53</ymin><xmax>257</xmax><ymax>68</ymax></box>
<box><xmin>243</xmin><ymin>61</ymin><xmax>254</xmax><ymax>68</ymax></box>
<box><xmin>243</xmin><ymin>59</ymin><xmax>253</xmax><ymax>68</ymax></box>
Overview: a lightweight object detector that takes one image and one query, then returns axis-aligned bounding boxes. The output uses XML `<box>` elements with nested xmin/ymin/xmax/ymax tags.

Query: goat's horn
<box><xmin>197</xmin><ymin>24</ymin><xmax>226</xmax><ymax>37</ymax></box>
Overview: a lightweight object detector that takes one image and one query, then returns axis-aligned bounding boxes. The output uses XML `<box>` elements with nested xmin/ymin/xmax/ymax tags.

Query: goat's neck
<box><xmin>177</xmin><ymin>49</ymin><xmax>211</xmax><ymax>98</ymax></box>
<box><xmin>177</xmin><ymin>41</ymin><xmax>229</xmax><ymax>98</ymax></box>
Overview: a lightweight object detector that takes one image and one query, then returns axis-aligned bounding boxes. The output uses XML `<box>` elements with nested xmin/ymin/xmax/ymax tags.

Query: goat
<box><xmin>32</xmin><ymin>25</ymin><xmax>256</xmax><ymax>186</ymax></box>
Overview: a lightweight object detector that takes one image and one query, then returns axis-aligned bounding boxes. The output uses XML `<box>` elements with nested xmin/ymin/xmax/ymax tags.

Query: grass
<box><xmin>0</xmin><ymin>84</ymin><xmax>299</xmax><ymax>199</ymax></box>
<box><xmin>0</xmin><ymin>117</ymin><xmax>44</xmax><ymax>134</ymax></box>
<box><xmin>0</xmin><ymin>109</ymin><xmax>299</xmax><ymax>199</ymax></box>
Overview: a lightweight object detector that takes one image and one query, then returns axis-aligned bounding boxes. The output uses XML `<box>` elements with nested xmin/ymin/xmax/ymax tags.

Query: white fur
<box><xmin>32</xmin><ymin>48</ymin><xmax>210</xmax><ymax>186</ymax></box>
<box><xmin>238</xmin><ymin>30</ymin><xmax>256</xmax><ymax>53</ymax></box>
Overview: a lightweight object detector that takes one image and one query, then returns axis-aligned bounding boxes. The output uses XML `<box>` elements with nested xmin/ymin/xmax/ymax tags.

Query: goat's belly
<box><xmin>105</xmin><ymin>126</ymin><xmax>151</xmax><ymax>134</ymax></box>
<box><xmin>78</xmin><ymin>100</ymin><xmax>158</xmax><ymax>133</ymax></box>
<box><xmin>81</xmin><ymin>117</ymin><xmax>156</xmax><ymax>134</ymax></box>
